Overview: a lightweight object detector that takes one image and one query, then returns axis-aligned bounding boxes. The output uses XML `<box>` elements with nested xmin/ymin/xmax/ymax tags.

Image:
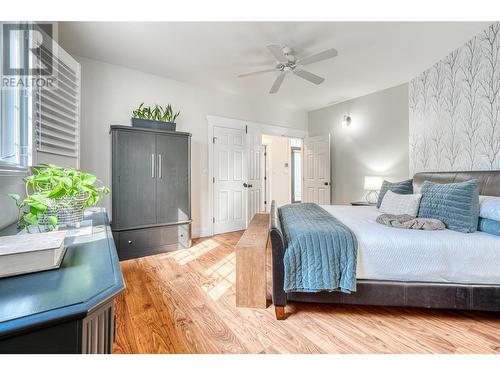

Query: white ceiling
<box><xmin>59</xmin><ymin>22</ymin><xmax>491</xmax><ymax>111</ymax></box>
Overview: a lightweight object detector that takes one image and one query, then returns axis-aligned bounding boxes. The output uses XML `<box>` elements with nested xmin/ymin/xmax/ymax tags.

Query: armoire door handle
<box><xmin>151</xmin><ymin>154</ymin><xmax>155</xmax><ymax>178</ymax></box>
<box><xmin>158</xmin><ymin>154</ymin><xmax>162</xmax><ymax>179</ymax></box>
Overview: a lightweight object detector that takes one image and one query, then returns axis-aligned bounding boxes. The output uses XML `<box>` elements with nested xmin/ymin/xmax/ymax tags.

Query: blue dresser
<box><xmin>0</xmin><ymin>209</ymin><xmax>125</xmax><ymax>354</ymax></box>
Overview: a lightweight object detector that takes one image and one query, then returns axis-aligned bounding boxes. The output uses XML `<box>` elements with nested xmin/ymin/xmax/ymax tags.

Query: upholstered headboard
<box><xmin>413</xmin><ymin>171</ymin><xmax>500</xmax><ymax>197</ymax></box>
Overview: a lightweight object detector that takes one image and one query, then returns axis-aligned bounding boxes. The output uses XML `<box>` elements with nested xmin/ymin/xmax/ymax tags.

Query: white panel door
<box><xmin>303</xmin><ymin>135</ymin><xmax>331</xmax><ymax>205</ymax></box>
<box><xmin>247</xmin><ymin>127</ymin><xmax>264</xmax><ymax>223</ymax></box>
<box><xmin>213</xmin><ymin>126</ymin><xmax>247</xmax><ymax>234</ymax></box>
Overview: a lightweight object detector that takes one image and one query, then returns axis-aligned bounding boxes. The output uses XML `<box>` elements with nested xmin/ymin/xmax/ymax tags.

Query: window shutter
<box><xmin>34</xmin><ymin>41</ymin><xmax>80</xmax><ymax>160</ymax></box>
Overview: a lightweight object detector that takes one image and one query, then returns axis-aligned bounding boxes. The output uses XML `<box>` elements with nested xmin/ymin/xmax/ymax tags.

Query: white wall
<box><xmin>0</xmin><ymin>177</ymin><xmax>24</xmax><ymax>230</ymax></box>
<box><xmin>262</xmin><ymin>134</ymin><xmax>292</xmax><ymax>207</ymax></box>
<box><xmin>308</xmin><ymin>84</ymin><xmax>409</xmax><ymax>204</ymax></box>
<box><xmin>78</xmin><ymin>57</ymin><xmax>307</xmax><ymax>237</ymax></box>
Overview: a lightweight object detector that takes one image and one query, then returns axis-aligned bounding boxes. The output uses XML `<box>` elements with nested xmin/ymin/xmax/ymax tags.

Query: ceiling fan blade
<box><xmin>269</xmin><ymin>72</ymin><xmax>286</xmax><ymax>94</ymax></box>
<box><xmin>238</xmin><ymin>68</ymin><xmax>276</xmax><ymax>78</ymax></box>
<box><xmin>267</xmin><ymin>45</ymin><xmax>288</xmax><ymax>63</ymax></box>
<box><xmin>293</xmin><ymin>69</ymin><xmax>325</xmax><ymax>85</ymax></box>
<box><xmin>297</xmin><ymin>48</ymin><xmax>338</xmax><ymax>66</ymax></box>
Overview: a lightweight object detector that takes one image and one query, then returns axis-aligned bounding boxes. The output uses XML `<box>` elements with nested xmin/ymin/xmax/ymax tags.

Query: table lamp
<box><xmin>364</xmin><ymin>176</ymin><xmax>383</xmax><ymax>204</ymax></box>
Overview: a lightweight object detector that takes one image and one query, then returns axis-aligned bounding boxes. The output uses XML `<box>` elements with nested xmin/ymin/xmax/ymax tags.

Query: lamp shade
<box><xmin>364</xmin><ymin>176</ymin><xmax>382</xmax><ymax>191</ymax></box>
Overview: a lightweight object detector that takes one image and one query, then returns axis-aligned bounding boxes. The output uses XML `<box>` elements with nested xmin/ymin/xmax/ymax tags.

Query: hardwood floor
<box><xmin>113</xmin><ymin>230</ymin><xmax>500</xmax><ymax>354</ymax></box>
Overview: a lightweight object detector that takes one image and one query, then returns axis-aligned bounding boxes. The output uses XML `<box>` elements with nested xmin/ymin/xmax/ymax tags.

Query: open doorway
<box><xmin>207</xmin><ymin>115</ymin><xmax>307</xmax><ymax>236</ymax></box>
<box><xmin>262</xmin><ymin>135</ymin><xmax>302</xmax><ymax>211</ymax></box>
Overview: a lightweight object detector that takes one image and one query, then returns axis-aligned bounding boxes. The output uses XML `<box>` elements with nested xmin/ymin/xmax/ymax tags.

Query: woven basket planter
<box><xmin>39</xmin><ymin>192</ymin><xmax>89</xmax><ymax>228</ymax></box>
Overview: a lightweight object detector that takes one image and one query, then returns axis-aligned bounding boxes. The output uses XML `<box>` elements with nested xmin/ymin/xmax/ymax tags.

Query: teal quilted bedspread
<box><xmin>279</xmin><ymin>203</ymin><xmax>357</xmax><ymax>293</ymax></box>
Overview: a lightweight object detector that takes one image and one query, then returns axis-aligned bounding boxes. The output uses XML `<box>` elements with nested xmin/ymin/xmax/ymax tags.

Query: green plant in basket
<box><xmin>8</xmin><ymin>164</ymin><xmax>110</xmax><ymax>232</ymax></box>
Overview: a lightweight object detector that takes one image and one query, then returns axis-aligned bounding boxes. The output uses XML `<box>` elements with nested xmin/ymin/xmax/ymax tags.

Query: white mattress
<box><xmin>321</xmin><ymin>205</ymin><xmax>500</xmax><ymax>285</ymax></box>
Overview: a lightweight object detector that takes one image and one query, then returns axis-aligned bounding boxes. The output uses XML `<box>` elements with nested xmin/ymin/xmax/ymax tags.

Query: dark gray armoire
<box><xmin>110</xmin><ymin>125</ymin><xmax>191</xmax><ymax>260</ymax></box>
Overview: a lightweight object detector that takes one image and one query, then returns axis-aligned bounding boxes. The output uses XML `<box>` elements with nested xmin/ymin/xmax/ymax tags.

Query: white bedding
<box><xmin>321</xmin><ymin>205</ymin><xmax>500</xmax><ymax>284</ymax></box>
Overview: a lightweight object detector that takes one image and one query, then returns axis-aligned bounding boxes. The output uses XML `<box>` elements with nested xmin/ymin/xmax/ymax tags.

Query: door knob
<box><xmin>248</xmin><ymin>184</ymin><xmax>253</xmax><ymax>188</ymax></box>
<box><xmin>243</xmin><ymin>183</ymin><xmax>248</xmax><ymax>188</ymax></box>
<box><xmin>324</xmin><ymin>182</ymin><xmax>329</xmax><ymax>186</ymax></box>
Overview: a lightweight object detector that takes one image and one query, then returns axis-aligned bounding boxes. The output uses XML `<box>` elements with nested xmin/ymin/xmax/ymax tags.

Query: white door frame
<box><xmin>207</xmin><ymin>115</ymin><xmax>307</xmax><ymax>236</ymax></box>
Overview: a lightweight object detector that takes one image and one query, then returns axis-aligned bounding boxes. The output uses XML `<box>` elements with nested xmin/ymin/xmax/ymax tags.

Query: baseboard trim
<box><xmin>192</xmin><ymin>227</ymin><xmax>211</xmax><ymax>239</ymax></box>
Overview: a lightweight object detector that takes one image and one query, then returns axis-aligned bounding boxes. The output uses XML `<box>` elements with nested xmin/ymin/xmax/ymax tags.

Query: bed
<box><xmin>269</xmin><ymin>171</ymin><xmax>500</xmax><ymax>320</ymax></box>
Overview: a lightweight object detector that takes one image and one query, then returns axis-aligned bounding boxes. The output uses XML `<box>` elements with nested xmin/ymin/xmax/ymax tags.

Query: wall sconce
<box><xmin>341</xmin><ymin>115</ymin><xmax>352</xmax><ymax>128</ymax></box>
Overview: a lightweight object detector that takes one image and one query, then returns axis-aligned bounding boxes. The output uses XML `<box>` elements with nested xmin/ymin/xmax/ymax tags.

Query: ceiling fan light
<box><xmin>241</xmin><ymin>44</ymin><xmax>338</xmax><ymax>93</ymax></box>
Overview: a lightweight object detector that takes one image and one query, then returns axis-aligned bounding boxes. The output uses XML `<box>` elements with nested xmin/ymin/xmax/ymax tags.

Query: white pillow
<box><xmin>379</xmin><ymin>190</ymin><xmax>422</xmax><ymax>216</ymax></box>
<box><xmin>479</xmin><ymin>196</ymin><xmax>500</xmax><ymax>221</ymax></box>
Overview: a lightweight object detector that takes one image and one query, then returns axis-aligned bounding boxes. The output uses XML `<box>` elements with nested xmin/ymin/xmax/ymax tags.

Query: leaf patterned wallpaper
<box><xmin>409</xmin><ymin>22</ymin><xmax>500</xmax><ymax>174</ymax></box>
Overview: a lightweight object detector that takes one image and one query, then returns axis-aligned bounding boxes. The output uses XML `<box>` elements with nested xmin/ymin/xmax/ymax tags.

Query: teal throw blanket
<box><xmin>279</xmin><ymin>203</ymin><xmax>357</xmax><ymax>293</ymax></box>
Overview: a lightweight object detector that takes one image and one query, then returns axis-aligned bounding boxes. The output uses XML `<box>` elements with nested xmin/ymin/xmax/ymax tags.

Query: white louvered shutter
<box><xmin>34</xmin><ymin>38</ymin><xmax>80</xmax><ymax>164</ymax></box>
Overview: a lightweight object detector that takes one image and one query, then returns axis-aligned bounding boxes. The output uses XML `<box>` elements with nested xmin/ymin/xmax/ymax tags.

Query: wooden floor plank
<box><xmin>145</xmin><ymin>280</ymin><xmax>215</xmax><ymax>354</ymax></box>
<box><xmin>113</xmin><ymin>293</ymin><xmax>139</xmax><ymax>354</ymax></box>
<box><xmin>120</xmin><ymin>261</ymin><xmax>178</xmax><ymax>353</ymax></box>
<box><xmin>114</xmin><ymin>230</ymin><xmax>500</xmax><ymax>354</ymax></box>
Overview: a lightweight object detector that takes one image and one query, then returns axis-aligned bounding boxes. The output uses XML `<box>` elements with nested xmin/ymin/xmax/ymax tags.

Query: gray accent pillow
<box><xmin>376</xmin><ymin>179</ymin><xmax>413</xmax><ymax>208</ymax></box>
<box><xmin>379</xmin><ymin>190</ymin><xmax>422</xmax><ymax>216</ymax></box>
<box><xmin>418</xmin><ymin>179</ymin><xmax>479</xmax><ymax>233</ymax></box>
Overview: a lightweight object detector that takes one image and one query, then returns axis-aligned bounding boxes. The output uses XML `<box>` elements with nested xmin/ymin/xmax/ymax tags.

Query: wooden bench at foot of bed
<box><xmin>235</xmin><ymin>213</ymin><xmax>269</xmax><ymax>309</ymax></box>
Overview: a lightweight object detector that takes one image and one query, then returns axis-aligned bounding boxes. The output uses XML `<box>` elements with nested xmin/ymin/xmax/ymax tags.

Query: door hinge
<box><xmin>264</xmin><ymin>176</ymin><xmax>267</xmax><ymax>180</ymax></box>
<box><xmin>213</xmin><ymin>177</ymin><xmax>215</xmax><ymax>183</ymax></box>
<box><xmin>245</xmin><ymin>125</ymin><xmax>248</xmax><ymax>134</ymax></box>
<box><xmin>213</xmin><ymin>137</ymin><xmax>216</xmax><ymax>143</ymax></box>
<box><xmin>212</xmin><ymin>217</ymin><xmax>215</xmax><ymax>223</ymax></box>
<box><xmin>264</xmin><ymin>152</ymin><xmax>267</xmax><ymax>156</ymax></box>
<box><xmin>264</xmin><ymin>200</ymin><xmax>267</xmax><ymax>205</ymax></box>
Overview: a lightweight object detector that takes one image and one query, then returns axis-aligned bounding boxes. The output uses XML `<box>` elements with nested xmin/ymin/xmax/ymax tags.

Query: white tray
<box><xmin>0</xmin><ymin>231</ymin><xmax>68</xmax><ymax>278</ymax></box>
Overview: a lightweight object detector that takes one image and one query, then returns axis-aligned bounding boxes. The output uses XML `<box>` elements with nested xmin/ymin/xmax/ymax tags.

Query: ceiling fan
<box><xmin>238</xmin><ymin>45</ymin><xmax>338</xmax><ymax>94</ymax></box>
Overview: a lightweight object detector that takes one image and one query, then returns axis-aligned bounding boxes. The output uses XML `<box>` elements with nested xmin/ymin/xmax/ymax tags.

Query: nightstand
<box><xmin>350</xmin><ymin>201</ymin><xmax>376</xmax><ymax>206</ymax></box>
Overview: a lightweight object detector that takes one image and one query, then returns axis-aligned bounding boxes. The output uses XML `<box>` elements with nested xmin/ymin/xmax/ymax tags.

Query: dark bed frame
<box><xmin>269</xmin><ymin>171</ymin><xmax>500</xmax><ymax>320</ymax></box>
